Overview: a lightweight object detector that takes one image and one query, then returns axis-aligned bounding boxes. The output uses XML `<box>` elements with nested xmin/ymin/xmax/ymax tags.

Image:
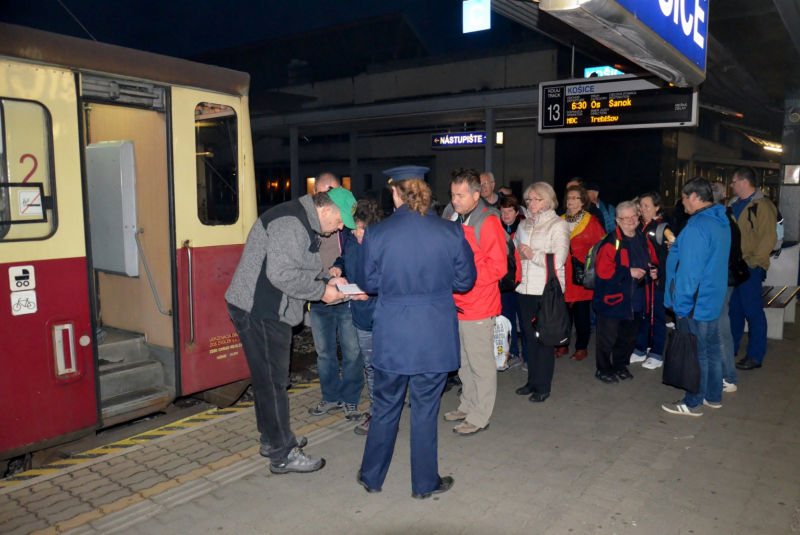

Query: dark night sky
<box><xmin>0</xmin><ymin>0</ymin><xmax>527</xmax><ymax>59</ymax></box>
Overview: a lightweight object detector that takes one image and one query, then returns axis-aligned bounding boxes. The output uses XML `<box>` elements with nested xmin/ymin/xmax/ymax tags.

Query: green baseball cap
<box><xmin>327</xmin><ymin>187</ymin><xmax>357</xmax><ymax>229</ymax></box>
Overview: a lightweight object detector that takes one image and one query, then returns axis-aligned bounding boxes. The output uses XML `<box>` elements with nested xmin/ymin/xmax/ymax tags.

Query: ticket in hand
<box><xmin>337</xmin><ymin>283</ymin><xmax>366</xmax><ymax>295</ymax></box>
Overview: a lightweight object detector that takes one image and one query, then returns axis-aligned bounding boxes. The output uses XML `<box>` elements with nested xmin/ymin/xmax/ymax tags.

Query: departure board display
<box><xmin>538</xmin><ymin>75</ymin><xmax>698</xmax><ymax>134</ymax></box>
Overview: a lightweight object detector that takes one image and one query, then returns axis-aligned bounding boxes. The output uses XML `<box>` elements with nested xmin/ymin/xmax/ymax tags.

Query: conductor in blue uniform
<box><xmin>356</xmin><ymin>166</ymin><xmax>477</xmax><ymax>499</ymax></box>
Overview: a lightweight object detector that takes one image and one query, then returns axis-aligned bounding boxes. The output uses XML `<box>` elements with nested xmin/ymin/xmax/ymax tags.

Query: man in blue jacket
<box><xmin>356</xmin><ymin>166</ymin><xmax>476</xmax><ymax>499</ymax></box>
<box><xmin>662</xmin><ymin>178</ymin><xmax>731</xmax><ymax>417</ymax></box>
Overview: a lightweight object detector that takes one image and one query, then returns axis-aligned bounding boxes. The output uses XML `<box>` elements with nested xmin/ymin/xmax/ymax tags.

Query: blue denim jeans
<box><xmin>718</xmin><ymin>287</ymin><xmax>738</xmax><ymax>385</ymax></box>
<box><xmin>356</xmin><ymin>328</ymin><xmax>374</xmax><ymax>407</ymax></box>
<box><xmin>309</xmin><ymin>301</ymin><xmax>363</xmax><ymax>406</ymax></box>
<box><xmin>680</xmin><ymin>317</ymin><xmax>723</xmax><ymax>408</ymax></box>
<box><xmin>730</xmin><ymin>266</ymin><xmax>767</xmax><ymax>363</ymax></box>
<box><xmin>633</xmin><ymin>290</ymin><xmax>666</xmax><ymax>361</ymax></box>
<box><xmin>500</xmin><ymin>292</ymin><xmax>527</xmax><ymax>360</ymax></box>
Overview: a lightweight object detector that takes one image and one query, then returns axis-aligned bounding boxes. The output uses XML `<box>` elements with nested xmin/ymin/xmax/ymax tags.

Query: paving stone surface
<box><xmin>1</xmin><ymin>317</ymin><xmax>799</xmax><ymax>535</ymax></box>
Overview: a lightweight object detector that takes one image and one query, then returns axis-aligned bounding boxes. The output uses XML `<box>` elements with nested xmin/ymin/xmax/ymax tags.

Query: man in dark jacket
<box><xmin>356</xmin><ymin>166</ymin><xmax>476</xmax><ymax>499</ymax></box>
<box><xmin>662</xmin><ymin>178</ymin><xmax>731</xmax><ymax>417</ymax></box>
<box><xmin>225</xmin><ymin>188</ymin><xmax>356</xmax><ymax>474</ymax></box>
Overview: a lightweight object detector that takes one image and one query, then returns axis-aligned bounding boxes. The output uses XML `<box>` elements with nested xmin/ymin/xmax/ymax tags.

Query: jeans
<box><xmin>680</xmin><ymin>316</ymin><xmax>722</xmax><ymax>408</ymax></box>
<box><xmin>595</xmin><ymin>313</ymin><xmax>640</xmax><ymax>374</ymax></box>
<box><xmin>356</xmin><ymin>328</ymin><xmax>374</xmax><ymax>407</ymax></box>
<box><xmin>730</xmin><ymin>266</ymin><xmax>767</xmax><ymax>363</ymax></box>
<box><xmin>500</xmin><ymin>292</ymin><xmax>527</xmax><ymax>360</ymax></box>
<box><xmin>633</xmin><ymin>290</ymin><xmax>666</xmax><ymax>361</ymax></box>
<box><xmin>718</xmin><ymin>287</ymin><xmax>738</xmax><ymax>385</ymax></box>
<box><xmin>309</xmin><ymin>301</ymin><xmax>364</xmax><ymax>405</ymax></box>
<box><xmin>519</xmin><ymin>294</ymin><xmax>555</xmax><ymax>394</ymax></box>
<box><xmin>227</xmin><ymin>304</ymin><xmax>298</xmax><ymax>464</ymax></box>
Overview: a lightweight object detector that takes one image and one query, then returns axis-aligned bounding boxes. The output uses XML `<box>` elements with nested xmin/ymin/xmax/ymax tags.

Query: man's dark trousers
<box><xmin>729</xmin><ymin>266</ymin><xmax>767</xmax><ymax>363</ymax></box>
<box><xmin>360</xmin><ymin>369</ymin><xmax>447</xmax><ymax>495</ymax></box>
<box><xmin>228</xmin><ymin>304</ymin><xmax>298</xmax><ymax>464</ymax></box>
<box><xmin>595</xmin><ymin>313</ymin><xmax>641</xmax><ymax>374</ymax></box>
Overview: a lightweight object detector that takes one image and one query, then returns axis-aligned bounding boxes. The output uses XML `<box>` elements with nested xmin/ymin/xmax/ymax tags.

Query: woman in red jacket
<box><xmin>557</xmin><ymin>185</ymin><xmax>606</xmax><ymax>361</ymax></box>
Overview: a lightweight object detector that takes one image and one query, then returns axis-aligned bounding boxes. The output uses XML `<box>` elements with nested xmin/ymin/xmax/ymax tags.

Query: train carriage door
<box><xmin>0</xmin><ymin>61</ymin><xmax>98</xmax><ymax>456</ymax></box>
<box><xmin>172</xmin><ymin>88</ymin><xmax>256</xmax><ymax>395</ymax></box>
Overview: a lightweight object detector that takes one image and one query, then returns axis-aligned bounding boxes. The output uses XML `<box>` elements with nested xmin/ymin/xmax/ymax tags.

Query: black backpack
<box><xmin>535</xmin><ymin>254</ymin><xmax>571</xmax><ymax>346</ymax></box>
<box><xmin>582</xmin><ymin>234</ymin><xmax>618</xmax><ymax>290</ymax></box>
<box><xmin>472</xmin><ymin>209</ymin><xmax>517</xmax><ymax>292</ymax></box>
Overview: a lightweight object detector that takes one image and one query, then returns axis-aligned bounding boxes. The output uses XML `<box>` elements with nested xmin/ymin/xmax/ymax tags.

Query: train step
<box><xmin>99</xmin><ymin>359</ymin><xmax>165</xmax><ymax>400</ymax></box>
<box><xmin>98</xmin><ymin>327</ymin><xmax>148</xmax><ymax>363</ymax></box>
<box><xmin>101</xmin><ymin>386</ymin><xmax>174</xmax><ymax>421</ymax></box>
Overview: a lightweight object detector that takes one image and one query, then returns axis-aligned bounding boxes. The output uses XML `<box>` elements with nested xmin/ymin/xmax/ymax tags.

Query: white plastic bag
<box><xmin>494</xmin><ymin>315</ymin><xmax>512</xmax><ymax>371</ymax></box>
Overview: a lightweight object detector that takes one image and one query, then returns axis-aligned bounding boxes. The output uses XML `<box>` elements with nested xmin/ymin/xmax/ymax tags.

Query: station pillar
<box><xmin>290</xmin><ymin>126</ymin><xmax>301</xmax><ymax>200</ymax></box>
<box><xmin>779</xmin><ymin>90</ymin><xmax>800</xmax><ymax>242</ymax></box>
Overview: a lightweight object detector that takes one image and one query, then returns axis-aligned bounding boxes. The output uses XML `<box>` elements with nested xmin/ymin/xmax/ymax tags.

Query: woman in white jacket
<box><xmin>514</xmin><ymin>182</ymin><xmax>570</xmax><ymax>402</ymax></box>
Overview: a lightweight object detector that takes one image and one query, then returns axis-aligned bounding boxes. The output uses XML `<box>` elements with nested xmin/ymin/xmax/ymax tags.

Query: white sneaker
<box><xmin>630</xmin><ymin>353</ymin><xmax>647</xmax><ymax>364</ymax></box>
<box><xmin>641</xmin><ymin>357</ymin><xmax>663</xmax><ymax>370</ymax></box>
<box><xmin>662</xmin><ymin>400</ymin><xmax>703</xmax><ymax>417</ymax></box>
<box><xmin>722</xmin><ymin>380</ymin><xmax>738</xmax><ymax>393</ymax></box>
<box><xmin>703</xmin><ymin>399</ymin><xmax>722</xmax><ymax>409</ymax></box>
<box><xmin>666</xmin><ymin>321</ymin><xmax>675</xmax><ymax>329</ymax></box>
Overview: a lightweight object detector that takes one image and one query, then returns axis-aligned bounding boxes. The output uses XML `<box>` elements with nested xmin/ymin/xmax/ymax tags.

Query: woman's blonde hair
<box><xmin>523</xmin><ymin>182</ymin><xmax>558</xmax><ymax>212</ymax></box>
<box><xmin>394</xmin><ymin>178</ymin><xmax>431</xmax><ymax>216</ymax></box>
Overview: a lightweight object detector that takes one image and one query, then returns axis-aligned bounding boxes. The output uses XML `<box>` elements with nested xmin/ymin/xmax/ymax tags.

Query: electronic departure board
<box><xmin>538</xmin><ymin>75</ymin><xmax>698</xmax><ymax>134</ymax></box>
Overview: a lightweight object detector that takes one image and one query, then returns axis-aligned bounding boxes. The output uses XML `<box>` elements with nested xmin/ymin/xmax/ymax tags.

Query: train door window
<box><xmin>195</xmin><ymin>103</ymin><xmax>238</xmax><ymax>225</ymax></box>
<box><xmin>0</xmin><ymin>100</ymin><xmax>56</xmax><ymax>241</ymax></box>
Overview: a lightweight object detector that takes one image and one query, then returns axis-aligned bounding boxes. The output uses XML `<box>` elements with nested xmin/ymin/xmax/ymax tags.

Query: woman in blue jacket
<box><xmin>331</xmin><ymin>198</ymin><xmax>384</xmax><ymax>436</ymax></box>
<box><xmin>355</xmin><ymin>167</ymin><xmax>476</xmax><ymax>499</ymax></box>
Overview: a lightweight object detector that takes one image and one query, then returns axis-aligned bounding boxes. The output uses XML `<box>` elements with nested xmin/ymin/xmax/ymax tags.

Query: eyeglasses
<box><xmin>525</xmin><ymin>197</ymin><xmax>545</xmax><ymax>204</ymax></box>
<box><xmin>566</xmin><ymin>196</ymin><xmax>582</xmax><ymax>201</ymax></box>
<box><xmin>481</xmin><ymin>181</ymin><xmax>494</xmax><ymax>187</ymax></box>
<box><xmin>617</xmin><ymin>216</ymin><xmax>639</xmax><ymax>222</ymax></box>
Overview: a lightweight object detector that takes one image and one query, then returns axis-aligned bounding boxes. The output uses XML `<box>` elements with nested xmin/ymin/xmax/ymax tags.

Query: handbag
<box><xmin>570</xmin><ymin>250</ymin><xmax>585</xmax><ymax>286</ymax></box>
<box><xmin>728</xmin><ymin>257</ymin><xmax>751</xmax><ymax>287</ymax></box>
<box><xmin>535</xmin><ymin>254</ymin><xmax>571</xmax><ymax>346</ymax></box>
<box><xmin>662</xmin><ymin>318</ymin><xmax>701</xmax><ymax>394</ymax></box>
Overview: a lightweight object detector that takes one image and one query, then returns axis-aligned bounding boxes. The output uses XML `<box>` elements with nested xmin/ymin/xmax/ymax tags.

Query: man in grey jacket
<box><xmin>225</xmin><ymin>188</ymin><xmax>356</xmax><ymax>474</ymax></box>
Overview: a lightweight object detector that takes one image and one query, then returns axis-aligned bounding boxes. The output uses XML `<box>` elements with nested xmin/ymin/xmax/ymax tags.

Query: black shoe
<box><xmin>515</xmin><ymin>384</ymin><xmax>536</xmax><ymax>395</ymax></box>
<box><xmin>457</xmin><ymin>387</ymin><xmax>462</xmax><ymax>396</ymax></box>
<box><xmin>736</xmin><ymin>357</ymin><xmax>762</xmax><ymax>370</ymax></box>
<box><xmin>616</xmin><ymin>369</ymin><xmax>634</xmax><ymax>381</ymax></box>
<box><xmin>595</xmin><ymin>370</ymin><xmax>619</xmax><ymax>384</ymax></box>
<box><xmin>412</xmin><ymin>476</ymin><xmax>454</xmax><ymax>499</ymax></box>
<box><xmin>357</xmin><ymin>470</ymin><xmax>381</xmax><ymax>493</ymax></box>
<box><xmin>528</xmin><ymin>392</ymin><xmax>550</xmax><ymax>403</ymax></box>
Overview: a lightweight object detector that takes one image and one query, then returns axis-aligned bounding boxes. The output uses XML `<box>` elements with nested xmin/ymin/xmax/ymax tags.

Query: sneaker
<box><xmin>616</xmin><ymin>368</ymin><xmax>634</xmax><ymax>381</ymax></box>
<box><xmin>722</xmin><ymin>380</ymin><xmax>738</xmax><ymax>393</ymax></box>
<box><xmin>443</xmin><ymin>410</ymin><xmax>468</xmax><ymax>422</ymax></box>
<box><xmin>666</xmin><ymin>321</ymin><xmax>675</xmax><ymax>329</ymax></box>
<box><xmin>507</xmin><ymin>356</ymin><xmax>524</xmax><ymax>369</ymax></box>
<box><xmin>453</xmin><ymin>421</ymin><xmax>489</xmax><ymax>436</ymax></box>
<box><xmin>595</xmin><ymin>370</ymin><xmax>619</xmax><ymax>385</ymax></box>
<box><xmin>629</xmin><ymin>352</ymin><xmax>647</xmax><ymax>364</ymax></box>
<box><xmin>308</xmin><ymin>401</ymin><xmax>343</xmax><ymax>416</ymax></box>
<box><xmin>344</xmin><ymin>404</ymin><xmax>362</xmax><ymax>420</ymax></box>
<box><xmin>703</xmin><ymin>399</ymin><xmax>722</xmax><ymax>409</ymax></box>
<box><xmin>270</xmin><ymin>448</ymin><xmax>326</xmax><ymax>474</ymax></box>
<box><xmin>259</xmin><ymin>436</ymin><xmax>307</xmax><ymax>458</ymax></box>
<box><xmin>642</xmin><ymin>357</ymin><xmax>663</xmax><ymax>370</ymax></box>
<box><xmin>661</xmin><ymin>400</ymin><xmax>703</xmax><ymax>417</ymax></box>
<box><xmin>354</xmin><ymin>413</ymin><xmax>371</xmax><ymax>435</ymax></box>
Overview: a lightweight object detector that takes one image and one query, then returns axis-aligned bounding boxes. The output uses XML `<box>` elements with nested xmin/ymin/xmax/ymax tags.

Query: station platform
<box><xmin>2</xmin><ymin>309</ymin><xmax>799</xmax><ymax>535</ymax></box>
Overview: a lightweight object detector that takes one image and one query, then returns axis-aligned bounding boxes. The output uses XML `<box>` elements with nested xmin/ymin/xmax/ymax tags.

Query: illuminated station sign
<box><xmin>431</xmin><ymin>132</ymin><xmax>486</xmax><ymax>148</ymax></box>
<box><xmin>538</xmin><ymin>75</ymin><xmax>698</xmax><ymax>134</ymax></box>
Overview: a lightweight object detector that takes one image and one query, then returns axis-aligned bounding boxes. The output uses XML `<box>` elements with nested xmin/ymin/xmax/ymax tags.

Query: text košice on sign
<box><xmin>538</xmin><ymin>75</ymin><xmax>698</xmax><ymax>134</ymax></box>
<box><xmin>431</xmin><ymin>132</ymin><xmax>486</xmax><ymax>148</ymax></box>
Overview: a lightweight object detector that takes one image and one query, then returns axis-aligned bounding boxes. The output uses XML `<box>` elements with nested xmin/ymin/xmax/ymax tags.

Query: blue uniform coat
<box><xmin>333</xmin><ymin>229</ymin><xmax>376</xmax><ymax>331</ymax></box>
<box><xmin>356</xmin><ymin>205</ymin><xmax>477</xmax><ymax>374</ymax></box>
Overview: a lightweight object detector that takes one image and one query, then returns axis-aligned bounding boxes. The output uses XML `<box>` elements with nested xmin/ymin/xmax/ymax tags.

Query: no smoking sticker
<box><xmin>18</xmin><ymin>190</ymin><xmax>42</xmax><ymax>216</ymax></box>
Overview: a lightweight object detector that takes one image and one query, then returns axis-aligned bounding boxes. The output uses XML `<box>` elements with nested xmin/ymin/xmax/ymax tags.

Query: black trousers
<box><xmin>228</xmin><ymin>304</ymin><xmax>298</xmax><ymax>464</ymax></box>
<box><xmin>595</xmin><ymin>312</ymin><xmax>640</xmax><ymax>374</ymax></box>
<box><xmin>519</xmin><ymin>294</ymin><xmax>555</xmax><ymax>394</ymax></box>
<box><xmin>568</xmin><ymin>300</ymin><xmax>592</xmax><ymax>351</ymax></box>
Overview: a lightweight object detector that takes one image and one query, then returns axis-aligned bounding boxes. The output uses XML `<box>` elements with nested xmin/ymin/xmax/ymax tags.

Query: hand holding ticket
<box><xmin>337</xmin><ymin>283</ymin><xmax>366</xmax><ymax>296</ymax></box>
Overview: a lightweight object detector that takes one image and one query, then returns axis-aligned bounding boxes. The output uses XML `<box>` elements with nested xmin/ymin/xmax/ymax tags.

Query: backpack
<box><xmin>472</xmin><ymin>209</ymin><xmax>517</xmax><ymax>292</ymax></box>
<box><xmin>535</xmin><ymin>254</ymin><xmax>571</xmax><ymax>346</ymax></box>
<box><xmin>582</xmin><ymin>234</ymin><xmax>619</xmax><ymax>290</ymax></box>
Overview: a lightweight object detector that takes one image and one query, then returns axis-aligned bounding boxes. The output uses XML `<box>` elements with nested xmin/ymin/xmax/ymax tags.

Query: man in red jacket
<box><xmin>443</xmin><ymin>168</ymin><xmax>508</xmax><ymax>436</ymax></box>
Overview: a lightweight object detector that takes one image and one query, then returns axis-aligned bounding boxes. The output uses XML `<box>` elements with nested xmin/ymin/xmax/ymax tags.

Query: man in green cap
<box><xmin>226</xmin><ymin>185</ymin><xmax>356</xmax><ymax>474</ymax></box>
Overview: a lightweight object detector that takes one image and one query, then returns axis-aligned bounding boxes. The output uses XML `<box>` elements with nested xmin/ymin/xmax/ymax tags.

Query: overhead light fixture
<box><xmin>764</xmin><ymin>145</ymin><xmax>783</xmax><ymax>153</ymax></box>
<box><xmin>496</xmin><ymin>131</ymin><xmax>504</xmax><ymax>145</ymax></box>
<box><xmin>743</xmin><ymin>133</ymin><xmax>782</xmax><ymax>153</ymax></box>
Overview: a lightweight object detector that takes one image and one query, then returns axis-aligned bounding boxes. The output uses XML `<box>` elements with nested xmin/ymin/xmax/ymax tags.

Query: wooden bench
<box><xmin>756</xmin><ymin>285</ymin><xmax>800</xmax><ymax>339</ymax></box>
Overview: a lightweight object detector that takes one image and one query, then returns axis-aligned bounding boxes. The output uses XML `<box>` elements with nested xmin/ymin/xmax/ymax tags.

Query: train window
<box><xmin>195</xmin><ymin>103</ymin><xmax>238</xmax><ymax>225</ymax></box>
<box><xmin>0</xmin><ymin>100</ymin><xmax>56</xmax><ymax>241</ymax></box>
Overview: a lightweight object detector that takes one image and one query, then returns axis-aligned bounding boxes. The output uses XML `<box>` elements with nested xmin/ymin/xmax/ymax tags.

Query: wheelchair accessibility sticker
<box><xmin>11</xmin><ymin>290</ymin><xmax>37</xmax><ymax>316</ymax></box>
<box><xmin>9</xmin><ymin>265</ymin><xmax>36</xmax><ymax>291</ymax></box>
